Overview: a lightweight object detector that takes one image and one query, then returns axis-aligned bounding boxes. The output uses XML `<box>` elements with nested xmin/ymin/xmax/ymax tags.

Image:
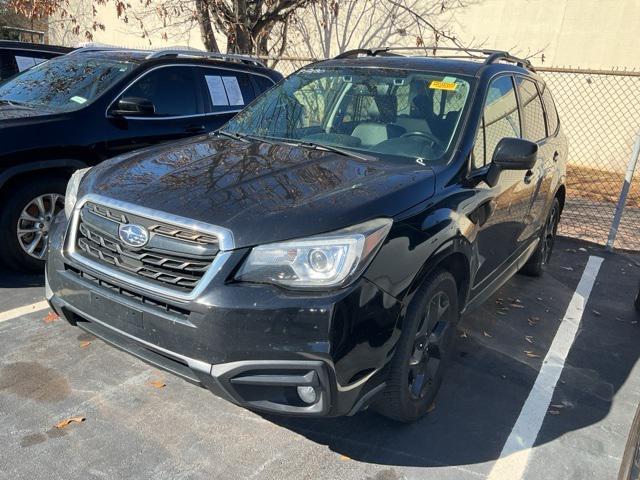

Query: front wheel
<box><xmin>372</xmin><ymin>269</ymin><xmax>459</xmax><ymax>423</ymax></box>
<box><xmin>520</xmin><ymin>197</ymin><xmax>560</xmax><ymax>277</ymax></box>
<box><xmin>0</xmin><ymin>176</ymin><xmax>67</xmax><ymax>272</ymax></box>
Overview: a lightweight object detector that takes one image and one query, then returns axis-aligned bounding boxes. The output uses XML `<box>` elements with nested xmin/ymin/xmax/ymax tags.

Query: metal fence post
<box><xmin>606</xmin><ymin>130</ymin><xmax>640</xmax><ymax>250</ymax></box>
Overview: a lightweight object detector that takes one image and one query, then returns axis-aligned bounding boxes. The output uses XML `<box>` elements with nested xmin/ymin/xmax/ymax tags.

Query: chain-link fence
<box><xmin>264</xmin><ymin>58</ymin><xmax>640</xmax><ymax>251</ymax></box>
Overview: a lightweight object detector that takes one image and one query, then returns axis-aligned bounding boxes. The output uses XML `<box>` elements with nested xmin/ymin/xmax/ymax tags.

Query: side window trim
<box><xmin>539</xmin><ymin>81</ymin><xmax>560</xmax><ymax>137</ymax></box>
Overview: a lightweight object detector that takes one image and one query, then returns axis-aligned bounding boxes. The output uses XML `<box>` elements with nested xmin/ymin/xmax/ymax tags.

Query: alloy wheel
<box><xmin>16</xmin><ymin>193</ymin><xmax>64</xmax><ymax>260</ymax></box>
<box><xmin>408</xmin><ymin>290</ymin><xmax>453</xmax><ymax>400</ymax></box>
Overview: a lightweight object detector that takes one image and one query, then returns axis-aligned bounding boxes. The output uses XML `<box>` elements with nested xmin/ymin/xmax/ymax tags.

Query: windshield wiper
<box><xmin>289</xmin><ymin>140</ymin><xmax>376</xmax><ymax>162</ymax></box>
<box><xmin>216</xmin><ymin>130</ymin><xmax>280</xmax><ymax>145</ymax></box>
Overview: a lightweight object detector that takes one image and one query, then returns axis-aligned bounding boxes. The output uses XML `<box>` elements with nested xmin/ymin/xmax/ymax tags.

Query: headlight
<box><xmin>235</xmin><ymin>218</ymin><xmax>392</xmax><ymax>290</ymax></box>
<box><xmin>64</xmin><ymin>167</ymin><xmax>91</xmax><ymax>219</ymax></box>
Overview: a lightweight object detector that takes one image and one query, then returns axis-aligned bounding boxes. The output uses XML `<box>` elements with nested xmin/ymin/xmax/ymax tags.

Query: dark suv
<box><xmin>0</xmin><ymin>40</ymin><xmax>72</xmax><ymax>80</ymax></box>
<box><xmin>0</xmin><ymin>47</ymin><xmax>281</xmax><ymax>271</ymax></box>
<box><xmin>46</xmin><ymin>48</ymin><xmax>567</xmax><ymax>422</ymax></box>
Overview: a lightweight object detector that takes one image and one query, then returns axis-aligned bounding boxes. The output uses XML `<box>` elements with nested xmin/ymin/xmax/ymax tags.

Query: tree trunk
<box><xmin>195</xmin><ymin>0</ymin><xmax>219</xmax><ymax>52</ymax></box>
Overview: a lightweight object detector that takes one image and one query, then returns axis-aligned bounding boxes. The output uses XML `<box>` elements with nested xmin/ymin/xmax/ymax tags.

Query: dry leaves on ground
<box><xmin>149</xmin><ymin>380</ymin><xmax>166</xmax><ymax>389</ymax></box>
<box><xmin>524</xmin><ymin>350</ymin><xmax>541</xmax><ymax>358</ymax></box>
<box><xmin>43</xmin><ymin>311</ymin><xmax>59</xmax><ymax>323</ymax></box>
<box><xmin>54</xmin><ymin>416</ymin><xmax>85</xmax><ymax>429</ymax></box>
<box><xmin>79</xmin><ymin>340</ymin><xmax>92</xmax><ymax>349</ymax></box>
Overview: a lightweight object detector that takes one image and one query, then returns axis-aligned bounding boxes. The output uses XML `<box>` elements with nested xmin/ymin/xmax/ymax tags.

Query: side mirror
<box><xmin>111</xmin><ymin>97</ymin><xmax>155</xmax><ymax>117</ymax></box>
<box><xmin>486</xmin><ymin>137</ymin><xmax>538</xmax><ymax>187</ymax></box>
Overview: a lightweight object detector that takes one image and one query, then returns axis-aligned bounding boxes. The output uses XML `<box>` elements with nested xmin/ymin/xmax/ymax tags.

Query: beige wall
<box><xmin>50</xmin><ymin>0</ymin><xmax>639</xmax><ymax>69</ymax></box>
<box><xmin>448</xmin><ymin>0</ymin><xmax>640</xmax><ymax>69</ymax></box>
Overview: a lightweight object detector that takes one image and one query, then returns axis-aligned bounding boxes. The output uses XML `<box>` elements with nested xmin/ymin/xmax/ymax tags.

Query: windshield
<box><xmin>0</xmin><ymin>55</ymin><xmax>137</xmax><ymax>112</ymax></box>
<box><xmin>224</xmin><ymin>67</ymin><xmax>472</xmax><ymax>162</ymax></box>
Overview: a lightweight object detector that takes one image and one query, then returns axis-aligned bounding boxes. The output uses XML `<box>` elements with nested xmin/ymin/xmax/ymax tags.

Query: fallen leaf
<box><xmin>509</xmin><ymin>303</ymin><xmax>525</xmax><ymax>309</ymax></box>
<box><xmin>578</xmin><ymin>248</ymin><xmax>587</xmax><ymax>252</ymax></box>
<box><xmin>536</xmin><ymin>297</ymin><xmax>543</xmax><ymax>301</ymax></box>
<box><xmin>528</xmin><ymin>316</ymin><xmax>539</xmax><ymax>326</ymax></box>
<box><xmin>525</xmin><ymin>335</ymin><xmax>534</xmax><ymax>344</ymax></box>
<box><xmin>548</xmin><ymin>409</ymin><xmax>561</xmax><ymax>415</ymax></box>
<box><xmin>483</xmin><ymin>331</ymin><xmax>492</xmax><ymax>338</ymax></box>
<box><xmin>339</xmin><ymin>455</ymin><xmax>350</xmax><ymax>461</ymax></box>
<box><xmin>592</xmin><ymin>309</ymin><xmax>601</xmax><ymax>316</ymax></box>
<box><xmin>524</xmin><ymin>350</ymin><xmax>541</xmax><ymax>358</ymax></box>
<box><xmin>79</xmin><ymin>340</ymin><xmax>92</xmax><ymax>349</ymax></box>
<box><xmin>43</xmin><ymin>311</ymin><xmax>59</xmax><ymax>323</ymax></box>
<box><xmin>561</xmin><ymin>266</ymin><xmax>574</xmax><ymax>271</ymax></box>
<box><xmin>55</xmin><ymin>416</ymin><xmax>85</xmax><ymax>429</ymax></box>
<box><xmin>496</xmin><ymin>311</ymin><xmax>507</xmax><ymax>316</ymax></box>
<box><xmin>426</xmin><ymin>401</ymin><xmax>436</xmax><ymax>413</ymax></box>
<box><xmin>459</xmin><ymin>331</ymin><xmax>468</xmax><ymax>338</ymax></box>
<box><xmin>565</xmin><ymin>248</ymin><xmax>576</xmax><ymax>253</ymax></box>
<box><xmin>550</xmin><ymin>403</ymin><xmax>565</xmax><ymax>409</ymax></box>
<box><xmin>149</xmin><ymin>380</ymin><xmax>166</xmax><ymax>389</ymax></box>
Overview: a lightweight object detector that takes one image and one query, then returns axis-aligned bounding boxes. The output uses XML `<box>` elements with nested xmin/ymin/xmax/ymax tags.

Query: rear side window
<box><xmin>473</xmin><ymin>75</ymin><xmax>521</xmax><ymax>169</ymax></box>
<box><xmin>253</xmin><ymin>75</ymin><xmax>276</xmax><ymax>95</ymax></box>
<box><xmin>540</xmin><ymin>84</ymin><xmax>559</xmax><ymax>135</ymax></box>
<box><xmin>14</xmin><ymin>54</ymin><xmax>49</xmax><ymax>72</ymax></box>
<box><xmin>516</xmin><ymin>77</ymin><xmax>547</xmax><ymax>142</ymax></box>
<box><xmin>197</xmin><ymin>68</ymin><xmax>257</xmax><ymax>113</ymax></box>
<box><xmin>122</xmin><ymin>66</ymin><xmax>200</xmax><ymax>116</ymax></box>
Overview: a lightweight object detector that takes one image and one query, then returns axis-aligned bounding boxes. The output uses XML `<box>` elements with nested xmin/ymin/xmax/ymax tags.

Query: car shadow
<box><xmin>260</xmin><ymin>240</ymin><xmax>640</xmax><ymax>468</ymax></box>
<box><xmin>0</xmin><ymin>269</ymin><xmax>43</xmax><ymax>288</ymax></box>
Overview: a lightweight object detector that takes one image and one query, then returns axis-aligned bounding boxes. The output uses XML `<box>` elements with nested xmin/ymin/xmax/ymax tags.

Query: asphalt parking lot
<box><xmin>1</xmin><ymin>237</ymin><xmax>639</xmax><ymax>480</ymax></box>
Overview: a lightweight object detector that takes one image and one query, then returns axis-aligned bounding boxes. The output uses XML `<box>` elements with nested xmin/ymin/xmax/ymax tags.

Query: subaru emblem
<box><xmin>118</xmin><ymin>223</ymin><xmax>149</xmax><ymax>248</ymax></box>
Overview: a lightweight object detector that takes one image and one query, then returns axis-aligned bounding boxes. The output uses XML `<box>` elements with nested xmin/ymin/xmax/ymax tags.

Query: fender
<box><xmin>0</xmin><ymin>159</ymin><xmax>89</xmax><ymax>190</ymax></box>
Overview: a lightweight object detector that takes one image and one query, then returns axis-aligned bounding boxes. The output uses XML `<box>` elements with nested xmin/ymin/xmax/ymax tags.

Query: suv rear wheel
<box><xmin>520</xmin><ymin>197</ymin><xmax>560</xmax><ymax>277</ymax></box>
<box><xmin>373</xmin><ymin>269</ymin><xmax>459</xmax><ymax>422</ymax></box>
<box><xmin>0</xmin><ymin>176</ymin><xmax>66</xmax><ymax>272</ymax></box>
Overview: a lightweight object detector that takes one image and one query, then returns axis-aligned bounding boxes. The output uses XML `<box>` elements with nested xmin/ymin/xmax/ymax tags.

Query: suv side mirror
<box><xmin>486</xmin><ymin>137</ymin><xmax>538</xmax><ymax>187</ymax></box>
<box><xmin>111</xmin><ymin>97</ymin><xmax>155</xmax><ymax>117</ymax></box>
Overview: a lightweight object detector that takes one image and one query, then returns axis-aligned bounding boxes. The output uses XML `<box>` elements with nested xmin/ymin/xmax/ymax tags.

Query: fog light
<box><xmin>297</xmin><ymin>386</ymin><xmax>317</xmax><ymax>404</ymax></box>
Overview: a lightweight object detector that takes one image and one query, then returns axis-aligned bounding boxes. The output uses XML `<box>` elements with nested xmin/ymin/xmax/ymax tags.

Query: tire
<box><xmin>372</xmin><ymin>269</ymin><xmax>459</xmax><ymax>423</ymax></box>
<box><xmin>0</xmin><ymin>176</ymin><xmax>67</xmax><ymax>272</ymax></box>
<box><xmin>635</xmin><ymin>283</ymin><xmax>640</xmax><ymax>313</ymax></box>
<box><xmin>520</xmin><ymin>197</ymin><xmax>561</xmax><ymax>277</ymax></box>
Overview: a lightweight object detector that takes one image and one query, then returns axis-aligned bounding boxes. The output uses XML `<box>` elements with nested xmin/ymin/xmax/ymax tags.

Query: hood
<box><xmin>82</xmin><ymin>135</ymin><xmax>436</xmax><ymax>248</ymax></box>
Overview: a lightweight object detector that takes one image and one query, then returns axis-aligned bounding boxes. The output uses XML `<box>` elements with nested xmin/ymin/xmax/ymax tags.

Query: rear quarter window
<box><xmin>540</xmin><ymin>84</ymin><xmax>559</xmax><ymax>135</ymax></box>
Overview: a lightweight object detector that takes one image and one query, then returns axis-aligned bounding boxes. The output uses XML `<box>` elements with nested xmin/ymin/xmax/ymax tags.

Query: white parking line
<box><xmin>0</xmin><ymin>300</ymin><xmax>50</xmax><ymax>324</ymax></box>
<box><xmin>487</xmin><ymin>255</ymin><xmax>604</xmax><ymax>480</ymax></box>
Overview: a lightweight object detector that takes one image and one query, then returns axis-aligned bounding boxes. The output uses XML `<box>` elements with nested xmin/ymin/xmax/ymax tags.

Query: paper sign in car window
<box><xmin>222</xmin><ymin>76</ymin><xmax>244</xmax><ymax>106</ymax></box>
<box><xmin>429</xmin><ymin>80</ymin><xmax>458</xmax><ymax>91</ymax></box>
<box><xmin>205</xmin><ymin>75</ymin><xmax>229</xmax><ymax>106</ymax></box>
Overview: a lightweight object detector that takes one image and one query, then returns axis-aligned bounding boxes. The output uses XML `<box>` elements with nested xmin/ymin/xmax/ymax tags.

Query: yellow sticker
<box><xmin>429</xmin><ymin>80</ymin><xmax>458</xmax><ymax>91</ymax></box>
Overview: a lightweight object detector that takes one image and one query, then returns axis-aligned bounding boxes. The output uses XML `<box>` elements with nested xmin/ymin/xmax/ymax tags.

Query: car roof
<box><xmin>0</xmin><ymin>40</ymin><xmax>73</xmax><ymax>54</ymax></box>
<box><xmin>67</xmin><ymin>49</ymin><xmax>279</xmax><ymax>76</ymax></box>
<box><xmin>311</xmin><ymin>55</ymin><xmax>531</xmax><ymax>78</ymax></box>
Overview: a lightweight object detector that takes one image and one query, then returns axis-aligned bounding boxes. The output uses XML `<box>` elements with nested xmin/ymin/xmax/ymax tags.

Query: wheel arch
<box><xmin>404</xmin><ymin>236</ymin><xmax>473</xmax><ymax>313</ymax></box>
<box><xmin>0</xmin><ymin>160</ymin><xmax>88</xmax><ymax>198</ymax></box>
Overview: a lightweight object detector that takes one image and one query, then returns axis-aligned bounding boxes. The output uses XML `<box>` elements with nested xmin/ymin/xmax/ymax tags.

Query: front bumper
<box><xmin>46</xmin><ymin>213</ymin><xmax>402</xmax><ymax>417</ymax></box>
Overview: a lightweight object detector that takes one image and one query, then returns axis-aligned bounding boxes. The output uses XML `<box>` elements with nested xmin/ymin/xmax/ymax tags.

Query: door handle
<box><xmin>553</xmin><ymin>151</ymin><xmax>560</xmax><ymax>162</ymax></box>
<box><xmin>186</xmin><ymin>124</ymin><xmax>206</xmax><ymax>133</ymax></box>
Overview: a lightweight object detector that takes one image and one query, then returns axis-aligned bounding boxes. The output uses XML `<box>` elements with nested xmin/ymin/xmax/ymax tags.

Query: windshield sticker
<box><xmin>70</xmin><ymin>96</ymin><xmax>87</xmax><ymax>104</ymax></box>
<box><xmin>222</xmin><ymin>76</ymin><xmax>245</xmax><ymax>106</ymax></box>
<box><xmin>429</xmin><ymin>80</ymin><xmax>458</xmax><ymax>91</ymax></box>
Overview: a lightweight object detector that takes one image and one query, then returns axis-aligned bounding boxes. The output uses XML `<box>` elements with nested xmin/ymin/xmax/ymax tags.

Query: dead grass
<box><xmin>567</xmin><ymin>164</ymin><xmax>640</xmax><ymax>208</ymax></box>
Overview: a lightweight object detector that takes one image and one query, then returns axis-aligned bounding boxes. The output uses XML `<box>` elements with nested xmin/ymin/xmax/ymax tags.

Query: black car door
<box><xmin>514</xmin><ymin>76</ymin><xmax>554</xmax><ymax>245</ymax></box>
<box><xmin>468</xmin><ymin>74</ymin><xmax>533</xmax><ymax>293</ymax></box>
<box><xmin>193</xmin><ymin>66</ymin><xmax>273</xmax><ymax>132</ymax></box>
<box><xmin>103</xmin><ymin>65</ymin><xmax>207</xmax><ymax>157</ymax></box>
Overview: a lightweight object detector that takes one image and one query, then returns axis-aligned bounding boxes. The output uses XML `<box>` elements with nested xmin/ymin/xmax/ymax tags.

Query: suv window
<box><xmin>473</xmin><ymin>75</ymin><xmax>521</xmax><ymax>168</ymax></box>
<box><xmin>197</xmin><ymin>68</ymin><xmax>258</xmax><ymax>113</ymax></box>
<box><xmin>516</xmin><ymin>77</ymin><xmax>546</xmax><ymax>142</ymax></box>
<box><xmin>122</xmin><ymin>66</ymin><xmax>199</xmax><ymax>116</ymax></box>
<box><xmin>0</xmin><ymin>52</ymin><xmax>15</xmax><ymax>79</ymax></box>
<box><xmin>540</xmin><ymin>83</ymin><xmax>559</xmax><ymax>135</ymax></box>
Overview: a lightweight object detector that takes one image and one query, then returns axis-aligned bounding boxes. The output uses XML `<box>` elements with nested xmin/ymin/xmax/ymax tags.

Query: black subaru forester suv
<box><xmin>46</xmin><ymin>48</ymin><xmax>567</xmax><ymax>422</ymax></box>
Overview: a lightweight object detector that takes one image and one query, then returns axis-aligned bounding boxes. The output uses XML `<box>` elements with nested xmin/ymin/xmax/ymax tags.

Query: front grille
<box><xmin>74</xmin><ymin>202</ymin><xmax>219</xmax><ymax>292</ymax></box>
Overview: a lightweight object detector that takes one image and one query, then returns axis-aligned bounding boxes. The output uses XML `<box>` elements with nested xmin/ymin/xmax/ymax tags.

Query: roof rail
<box><xmin>69</xmin><ymin>46</ymin><xmax>267</xmax><ymax>68</ymax></box>
<box><xmin>146</xmin><ymin>50</ymin><xmax>266</xmax><ymax>67</ymax></box>
<box><xmin>333</xmin><ymin>46</ymin><xmax>534</xmax><ymax>71</ymax></box>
